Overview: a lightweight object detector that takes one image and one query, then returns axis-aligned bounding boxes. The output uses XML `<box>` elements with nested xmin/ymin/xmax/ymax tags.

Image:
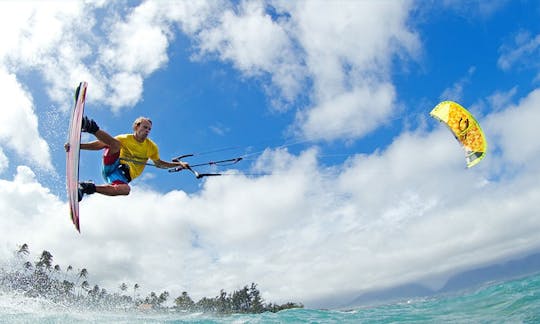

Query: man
<box><xmin>77</xmin><ymin>116</ymin><xmax>189</xmax><ymax>201</ymax></box>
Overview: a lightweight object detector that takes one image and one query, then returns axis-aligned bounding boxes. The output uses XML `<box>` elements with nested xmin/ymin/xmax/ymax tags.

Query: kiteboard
<box><xmin>66</xmin><ymin>81</ymin><xmax>87</xmax><ymax>232</ymax></box>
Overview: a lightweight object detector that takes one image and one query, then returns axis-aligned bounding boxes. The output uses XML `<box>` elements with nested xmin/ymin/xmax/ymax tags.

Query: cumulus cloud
<box><xmin>485</xmin><ymin>88</ymin><xmax>540</xmax><ymax>167</ymax></box>
<box><xmin>309</xmin><ymin>0</ymin><xmax>419</xmax><ymax>138</ymax></box>
<box><xmin>0</xmin><ymin>69</ymin><xmax>52</xmax><ymax>170</ymax></box>
<box><xmin>0</xmin><ymin>1</ymin><xmax>420</xmax><ymax>146</ymax></box>
<box><xmin>0</xmin><ymin>148</ymin><xmax>8</xmax><ymax>174</ymax></box>
<box><xmin>177</xmin><ymin>1</ymin><xmax>419</xmax><ymax>138</ymax></box>
<box><xmin>286</xmin><ymin>0</ymin><xmax>420</xmax><ymax>140</ymax></box>
<box><xmin>0</xmin><ymin>0</ymin><xmax>414</xmax><ymax>144</ymax></box>
<box><xmin>498</xmin><ymin>30</ymin><xmax>540</xmax><ymax>72</ymax></box>
<box><xmin>0</xmin><ymin>166</ymin><xmax>66</xmax><ymax>245</ymax></box>
<box><xmin>297</xmin><ymin>82</ymin><xmax>396</xmax><ymax>140</ymax></box>
<box><xmin>197</xmin><ymin>0</ymin><xmax>304</xmax><ymax>104</ymax></box>
<box><xmin>440</xmin><ymin>67</ymin><xmax>476</xmax><ymax>103</ymax></box>
<box><xmin>0</xmin><ymin>1</ymin><xmax>100</xmax><ymax>109</ymax></box>
<box><xmin>0</xmin><ymin>1</ymin><xmax>180</xmax><ymax>113</ymax></box>
<box><xmin>486</xmin><ymin>86</ymin><xmax>518</xmax><ymax>112</ymax></box>
<box><xmin>100</xmin><ymin>1</ymin><xmax>170</xmax><ymax>75</ymax></box>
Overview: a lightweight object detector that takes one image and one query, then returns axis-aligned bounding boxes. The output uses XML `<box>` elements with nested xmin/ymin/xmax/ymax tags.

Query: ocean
<box><xmin>1</xmin><ymin>272</ymin><xmax>539</xmax><ymax>323</ymax></box>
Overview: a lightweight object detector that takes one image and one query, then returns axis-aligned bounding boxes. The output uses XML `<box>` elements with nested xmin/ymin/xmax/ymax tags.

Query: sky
<box><xmin>0</xmin><ymin>0</ymin><xmax>540</xmax><ymax>309</ymax></box>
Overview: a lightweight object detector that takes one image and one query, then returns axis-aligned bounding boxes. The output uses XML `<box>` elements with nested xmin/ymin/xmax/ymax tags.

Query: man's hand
<box><xmin>174</xmin><ymin>160</ymin><xmax>190</xmax><ymax>170</ymax></box>
<box><xmin>155</xmin><ymin>159</ymin><xmax>190</xmax><ymax>170</ymax></box>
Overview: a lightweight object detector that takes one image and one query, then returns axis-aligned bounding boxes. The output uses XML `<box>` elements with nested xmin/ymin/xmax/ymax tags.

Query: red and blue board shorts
<box><xmin>102</xmin><ymin>147</ymin><xmax>131</xmax><ymax>185</ymax></box>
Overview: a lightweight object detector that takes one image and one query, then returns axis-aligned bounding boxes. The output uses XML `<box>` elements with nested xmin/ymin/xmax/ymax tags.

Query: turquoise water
<box><xmin>2</xmin><ymin>272</ymin><xmax>540</xmax><ymax>323</ymax></box>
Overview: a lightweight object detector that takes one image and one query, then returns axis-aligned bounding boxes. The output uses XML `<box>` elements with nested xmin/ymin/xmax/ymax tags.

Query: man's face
<box><xmin>135</xmin><ymin>120</ymin><xmax>152</xmax><ymax>140</ymax></box>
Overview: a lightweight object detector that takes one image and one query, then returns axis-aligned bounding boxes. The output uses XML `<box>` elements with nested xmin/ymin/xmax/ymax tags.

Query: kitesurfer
<box><xmin>77</xmin><ymin>116</ymin><xmax>189</xmax><ymax>201</ymax></box>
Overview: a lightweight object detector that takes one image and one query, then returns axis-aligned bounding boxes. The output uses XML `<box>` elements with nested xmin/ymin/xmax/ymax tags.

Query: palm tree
<box><xmin>77</xmin><ymin>268</ymin><xmax>88</xmax><ymax>282</ymax></box>
<box><xmin>232</xmin><ymin>286</ymin><xmax>251</xmax><ymax>312</ymax></box>
<box><xmin>158</xmin><ymin>291</ymin><xmax>169</xmax><ymax>307</ymax></box>
<box><xmin>76</xmin><ymin>268</ymin><xmax>88</xmax><ymax>295</ymax></box>
<box><xmin>175</xmin><ymin>291</ymin><xmax>195</xmax><ymax>310</ymax></box>
<box><xmin>81</xmin><ymin>280</ymin><xmax>90</xmax><ymax>295</ymax></box>
<box><xmin>65</xmin><ymin>265</ymin><xmax>73</xmax><ymax>281</ymax></box>
<box><xmin>249</xmin><ymin>283</ymin><xmax>264</xmax><ymax>313</ymax></box>
<box><xmin>17</xmin><ymin>243</ymin><xmax>29</xmax><ymax>256</ymax></box>
<box><xmin>36</xmin><ymin>250</ymin><xmax>53</xmax><ymax>268</ymax></box>
<box><xmin>119</xmin><ymin>282</ymin><xmax>128</xmax><ymax>293</ymax></box>
<box><xmin>79</xmin><ymin>268</ymin><xmax>88</xmax><ymax>278</ymax></box>
<box><xmin>52</xmin><ymin>265</ymin><xmax>61</xmax><ymax>280</ymax></box>
<box><xmin>88</xmin><ymin>284</ymin><xmax>100</xmax><ymax>303</ymax></box>
<box><xmin>23</xmin><ymin>261</ymin><xmax>33</xmax><ymax>272</ymax></box>
<box><xmin>216</xmin><ymin>289</ymin><xmax>229</xmax><ymax>313</ymax></box>
<box><xmin>61</xmin><ymin>280</ymin><xmax>75</xmax><ymax>295</ymax></box>
<box><xmin>133</xmin><ymin>283</ymin><xmax>140</xmax><ymax>302</ymax></box>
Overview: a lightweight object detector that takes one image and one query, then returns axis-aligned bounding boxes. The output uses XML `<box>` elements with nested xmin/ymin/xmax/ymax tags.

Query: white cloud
<box><xmin>440</xmin><ymin>66</ymin><xmax>476</xmax><ymax>102</ymax></box>
<box><xmin>485</xmin><ymin>88</ymin><xmax>540</xmax><ymax>167</ymax></box>
<box><xmin>486</xmin><ymin>86</ymin><xmax>518</xmax><ymax>112</ymax></box>
<box><xmin>296</xmin><ymin>82</ymin><xmax>396</xmax><ymax>140</ymax></box>
<box><xmin>0</xmin><ymin>1</ymin><xmax>81</xmax><ymax>64</ymax></box>
<box><xmin>100</xmin><ymin>2</ymin><xmax>170</xmax><ymax>76</ymax></box>
<box><xmin>184</xmin><ymin>0</ymin><xmax>420</xmax><ymax>140</ymax></box>
<box><xmin>159</xmin><ymin>0</ymin><xmax>225</xmax><ymax>35</ymax></box>
<box><xmin>0</xmin><ymin>166</ymin><xmax>66</xmax><ymax>245</ymax></box>
<box><xmin>0</xmin><ymin>0</ymin><xmax>419</xmax><ymax>141</ymax></box>
<box><xmin>105</xmin><ymin>72</ymin><xmax>144</xmax><ymax>109</ymax></box>
<box><xmin>291</xmin><ymin>0</ymin><xmax>418</xmax><ymax>94</ymax></box>
<box><xmin>498</xmin><ymin>30</ymin><xmax>540</xmax><ymax>72</ymax></box>
<box><xmin>287</xmin><ymin>0</ymin><xmax>419</xmax><ymax>140</ymax></box>
<box><xmin>0</xmin><ymin>148</ymin><xmax>8</xmax><ymax>175</ymax></box>
<box><xmin>0</xmin><ymin>69</ymin><xmax>52</xmax><ymax>170</ymax></box>
<box><xmin>199</xmin><ymin>1</ymin><xmax>289</xmax><ymax>73</ymax></box>
<box><xmin>0</xmin><ymin>1</ymin><xmax>176</xmax><ymax>113</ymax></box>
<box><xmin>194</xmin><ymin>0</ymin><xmax>304</xmax><ymax>106</ymax></box>
<box><xmin>0</xmin><ymin>1</ymin><xmax>100</xmax><ymax>110</ymax></box>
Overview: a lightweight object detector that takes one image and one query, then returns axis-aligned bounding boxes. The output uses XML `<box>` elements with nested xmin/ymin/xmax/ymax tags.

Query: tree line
<box><xmin>0</xmin><ymin>244</ymin><xmax>303</xmax><ymax>314</ymax></box>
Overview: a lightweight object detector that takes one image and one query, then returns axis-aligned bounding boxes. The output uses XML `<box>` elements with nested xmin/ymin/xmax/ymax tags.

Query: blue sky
<box><xmin>1</xmin><ymin>0</ymin><xmax>540</xmax><ymax>308</ymax></box>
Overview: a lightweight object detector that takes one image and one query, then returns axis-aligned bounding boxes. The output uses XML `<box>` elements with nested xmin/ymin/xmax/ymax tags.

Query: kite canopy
<box><xmin>430</xmin><ymin>101</ymin><xmax>487</xmax><ymax>168</ymax></box>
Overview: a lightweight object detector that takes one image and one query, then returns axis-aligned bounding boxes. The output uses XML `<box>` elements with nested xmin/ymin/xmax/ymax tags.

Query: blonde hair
<box><xmin>132</xmin><ymin>117</ymin><xmax>152</xmax><ymax>131</ymax></box>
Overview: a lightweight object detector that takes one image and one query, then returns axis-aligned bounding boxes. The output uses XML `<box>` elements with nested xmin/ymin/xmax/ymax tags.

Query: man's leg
<box><xmin>78</xmin><ymin>182</ymin><xmax>95</xmax><ymax>202</ymax></box>
<box><xmin>95</xmin><ymin>182</ymin><xmax>131</xmax><ymax>196</ymax></box>
<box><xmin>78</xmin><ymin>181</ymin><xmax>130</xmax><ymax>201</ymax></box>
<box><xmin>82</xmin><ymin>116</ymin><xmax>121</xmax><ymax>155</ymax></box>
<box><xmin>79</xmin><ymin>117</ymin><xmax>129</xmax><ymax>200</ymax></box>
<box><xmin>99</xmin><ymin>147</ymin><xmax>131</xmax><ymax>196</ymax></box>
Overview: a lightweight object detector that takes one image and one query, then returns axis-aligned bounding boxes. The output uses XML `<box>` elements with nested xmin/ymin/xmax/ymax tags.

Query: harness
<box><xmin>118</xmin><ymin>163</ymin><xmax>132</xmax><ymax>183</ymax></box>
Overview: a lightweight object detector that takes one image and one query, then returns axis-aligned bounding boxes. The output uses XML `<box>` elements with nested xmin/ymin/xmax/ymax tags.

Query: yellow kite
<box><xmin>430</xmin><ymin>101</ymin><xmax>487</xmax><ymax>168</ymax></box>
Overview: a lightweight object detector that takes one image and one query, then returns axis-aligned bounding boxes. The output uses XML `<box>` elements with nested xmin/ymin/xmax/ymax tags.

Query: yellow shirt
<box><xmin>116</xmin><ymin>134</ymin><xmax>159</xmax><ymax>180</ymax></box>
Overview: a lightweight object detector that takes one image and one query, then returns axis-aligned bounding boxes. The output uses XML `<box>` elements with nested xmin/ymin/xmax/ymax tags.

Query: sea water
<box><xmin>1</xmin><ymin>272</ymin><xmax>540</xmax><ymax>323</ymax></box>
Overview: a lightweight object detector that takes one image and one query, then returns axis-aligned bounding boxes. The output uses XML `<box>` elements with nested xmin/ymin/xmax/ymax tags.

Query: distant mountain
<box><xmin>349</xmin><ymin>283</ymin><xmax>434</xmax><ymax>306</ymax></box>
<box><xmin>348</xmin><ymin>251</ymin><xmax>540</xmax><ymax>307</ymax></box>
<box><xmin>439</xmin><ymin>251</ymin><xmax>540</xmax><ymax>293</ymax></box>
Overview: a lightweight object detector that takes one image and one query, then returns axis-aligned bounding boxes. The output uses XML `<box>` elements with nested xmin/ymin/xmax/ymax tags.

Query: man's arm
<box><xmin>154</xmin><ymin>159</ymin><xmax>189</xmax><ymax>170</ymax></box>
<box><xmin>64</xmin><ymin>140</ymin><xmax>106</xmax><ymax>152</ymax></box>
<box><xmin>80</xmin><ymin>140</ymin><xmax>107</xmax><ymax>151</ymax></box>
